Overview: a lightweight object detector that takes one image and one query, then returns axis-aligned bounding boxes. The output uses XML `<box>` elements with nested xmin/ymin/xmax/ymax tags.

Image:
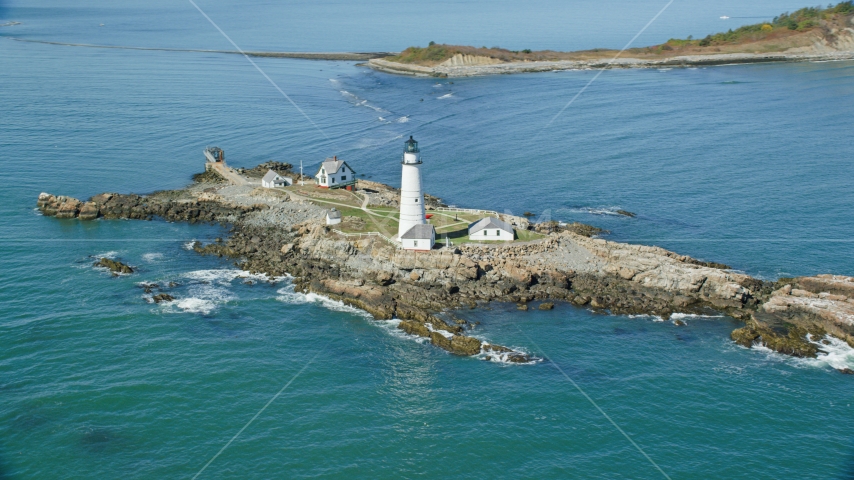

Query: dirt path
<box><xmin>211</xmin><ymin>163</ymin><xmax>249</xmax><ymax>186</ymax></box>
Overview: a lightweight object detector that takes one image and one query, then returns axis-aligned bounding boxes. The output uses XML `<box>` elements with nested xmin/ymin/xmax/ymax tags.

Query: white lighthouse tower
<box><xmin>397</xmin><ymin>136</ymin><xmax>427</xmax><ymax>241</ymax></box>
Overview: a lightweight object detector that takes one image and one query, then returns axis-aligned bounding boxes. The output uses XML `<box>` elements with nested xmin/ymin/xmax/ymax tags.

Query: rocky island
<box><xmin>34</xmin><ymin>156</ymin><xmax>854</xmax><ymax>370</ymax></box>
<box><xmin>369</xmin><ymin>3</ymin><xmax>854</xmax><ymax>77</ymax></box>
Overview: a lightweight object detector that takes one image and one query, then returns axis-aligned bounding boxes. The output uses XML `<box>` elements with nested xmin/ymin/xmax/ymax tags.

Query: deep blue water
<box><xmin>2</xmin><ymin>1</ymin><xmax>854</xmax><ymax>479</ymax></box>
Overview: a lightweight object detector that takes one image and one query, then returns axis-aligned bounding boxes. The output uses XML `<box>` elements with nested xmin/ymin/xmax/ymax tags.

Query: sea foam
<box><xmin>752</xmin><ymin>334</ymin><xmax>854</xmax><ymax>372</ymax></box>
<box><xmin>142</xmin><ymin>252</ymin><xmax>163</xmax><ymax>262</ymax></box>
<box><xmin>275</xmin><ymin>285</ymin><xmax>373</xmax><ymax>318</ymax></box>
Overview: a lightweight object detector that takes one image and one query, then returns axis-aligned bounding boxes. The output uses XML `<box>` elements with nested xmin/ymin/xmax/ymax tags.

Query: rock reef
<box><xmin>35</xmin><ymin>166</ymin><xmax>854</xmax><ymax>366</ymax></box>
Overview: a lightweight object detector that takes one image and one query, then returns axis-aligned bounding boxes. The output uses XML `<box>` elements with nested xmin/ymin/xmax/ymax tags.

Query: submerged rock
<box><xmin>151</xmin><ymin>293</ymin><xmax>174</xmax><ymax>303</ymax></box>
<box><xmin>94</xmin><ymin>257</ymin><xmax>134</xmax><ymax>275</ymax></box>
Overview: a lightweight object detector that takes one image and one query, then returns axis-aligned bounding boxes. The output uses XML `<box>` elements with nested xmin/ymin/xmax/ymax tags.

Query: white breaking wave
<box><xmin>424</xmin><ymin>322</ymin><xmax>455</xmax><ymax>339</ymax></box>
<box><xmin>340</xmin><ymin>90</ymin><xmax>388</xmax><ymax>113</ymax></box>
<box><xmin>183</xmin><ymin>268</ymin><xmax>271</xmax><ymax>285</ymax></box>
<box><xmin>94</xmin><ymin>250</ymin><xmax>119</xmax><ymax>259</ymax></box>
<box><xmin>275</xmin><ymin>285</ymin><xmax>373</xmax><ymax>318</ymax></box>
<box><xmin>142</xmin><ymin>252</ymin><xmax>163</xmax><ymax>262</ymax></box>
<box><xmin>170</xmin><ymin>297</ymin><xmax>218</xmax><ymax>315</ymax></box>
<box><xmin>568</xmin><ymin>206</ymin><xmax>626</xmax><ymax>216</ymax></box>
<box><xmin>183</xmin><ymin>241</ymin><xmax>196</xmax><ymax>251</ymax></box>
<box><xmin>752</xmin><ymin>334</ymin><xmax>854</xmax><ymax>371</ymax></box>
<box><xmin>375</xmin><ymin>318</ymin><xmax>429</xmax><ymax>344</ymax></box>
<box><xmin>437</xmin><ymin>93</ymin><xmax>453</xmax><ymax>99</ymax></box>
<box><xmin>671</xmin><ymin>313</ymin><xmax>724</xmax><ymax>319</ymax></box>
<box><xmin>472</xmin><ymin>338</ymin><xmax>541</xmax><ymax>365</ymax></box>
<box><xmin>627</xmin><ymin>314</ymin><xmax>665</xmax><ymax>322</ymax></box>
<box><xmin>158</xmin><ymin>269</ymin><xmax>281</xmax><ymax>315</ymax></box>
<box><xmin>396</xmin><ymin>116</ymin><xmax>409</xmax><ymax>123</ymax></box>
<box><xmin>160</xmin><ymin>283</ymin><xmax>235</xmax><ymax>315</ymax></box>
<box><xmin>670</xmin><ymin>312</ymin><xmax>725</xmax><ymax>325</ymax></box>
<box><xmin>809</xmin><ymin>334</ymin><xmax>854</xmax><ymax>371</ymax></box>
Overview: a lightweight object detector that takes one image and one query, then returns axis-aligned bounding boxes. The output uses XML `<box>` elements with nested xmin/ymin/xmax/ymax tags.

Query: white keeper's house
<box><xmin>469</xmin><ymin>216</ymin><xmax>515</xmax><ymax>241</ymax></box>
<box><xmin>315</xmin><ymin>156</ymin><xmax>356</xmax><ymax>189</ymax></box>
<box><xmin>400</xmin><ymin>223</ymin><xmax>435</xmax><ymax>251</ymax></box>
<box><xmin>261</xmin><ymin>169</ymin><xmax>292</xmax><ymax>188</ymax></box>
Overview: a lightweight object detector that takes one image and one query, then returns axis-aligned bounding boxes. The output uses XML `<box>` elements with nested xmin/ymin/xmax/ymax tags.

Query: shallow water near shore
<box><xmin>3</xmin><ymin>1</ymin><xmax>854</xmax><ymax>478</ymax></box>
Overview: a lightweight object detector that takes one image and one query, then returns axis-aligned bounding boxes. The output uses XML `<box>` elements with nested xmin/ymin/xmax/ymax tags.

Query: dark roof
<box><xmin>327</xmin><ymin>208</ymin><xmax>341</xmax><ymax>219</ymax></box>
<box><xmin>469</xmin><ymin>216</ymin><xmax>513</xmax><ymax>235</ymax></box>
<box><xmin>404</xmin><ymin>136</ymin><xmax>419</xmax><ymax>153</ymax></box>
<box><xmin>401</xmin><ymin>223</ymin><xmax>435</xmax><ymax>239</ymax></box>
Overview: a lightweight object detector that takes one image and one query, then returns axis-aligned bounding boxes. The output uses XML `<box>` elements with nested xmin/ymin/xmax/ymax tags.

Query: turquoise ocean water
<box><xmin>2</xmin><ymin>1</ymin><xmax>854</xmax><ymax>478</ymax></box>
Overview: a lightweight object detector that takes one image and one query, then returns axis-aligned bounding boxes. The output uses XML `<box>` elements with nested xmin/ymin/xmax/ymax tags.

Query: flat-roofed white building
<box><xmin>469</xmin><ymin>216</ymin><xmax>514</xmax><ymax>241</ymax></box>
<box><xmin>400</xmin><ymin>224</ymin><xmax>435</xmax><ymax>251</ymax></box>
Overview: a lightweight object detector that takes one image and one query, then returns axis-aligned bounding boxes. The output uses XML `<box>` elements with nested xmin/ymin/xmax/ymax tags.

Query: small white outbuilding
<box><xmin>469</xmin><ymin>216</ymin><xmax>514</xmax><ymax>241</ymax></box>
<box><xmin>326</xmin><ymin>208</ymin><xmax>342</xmax><ymax>225</ymax></box>
<box><xmin>400</xmin><ymin>224</ymin><xmax>435</xmax><ymax>251</ymax></box>
<box><xmin>261</xmin><ymin>169</ymin><xmax>292</xmax><ymax>188</ymax></box>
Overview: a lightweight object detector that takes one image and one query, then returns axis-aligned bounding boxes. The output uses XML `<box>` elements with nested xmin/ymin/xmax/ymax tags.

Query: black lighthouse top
<box><xmin>404</xmin><ymin>136</ymin><xmax>419</xmax><ymax>153</ymax></box>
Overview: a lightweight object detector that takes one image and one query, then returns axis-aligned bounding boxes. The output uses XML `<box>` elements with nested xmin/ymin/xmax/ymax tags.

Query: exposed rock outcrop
<box><xmin>440</xmin><ymin>54</ymin><xmax>503</xmax><ymax>67</ymax></box>
<box><xmin>94</xmin><ymin>257</ymin><xmax>134</xmax><ymax>275</ymax></box>
<box><xmin>732</xmin><ymin>275</ymin><xmax>854</xmax><ymax>355</ymax></box>
<box><xmin>35</xmin><ymin>164</ymin><xmax>854</xmax><ymax>366</ymax></box>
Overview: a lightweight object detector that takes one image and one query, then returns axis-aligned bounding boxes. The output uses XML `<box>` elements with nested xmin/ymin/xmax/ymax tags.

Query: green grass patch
<box><xmin>515</xmin><ymin>229</ymin><xmax>546</xmax><ymax>242</ymax></box>
<box><xmin>668</xmin><ymin>1</ymin><xmax>854</xmax><ymax>47</ymax></box>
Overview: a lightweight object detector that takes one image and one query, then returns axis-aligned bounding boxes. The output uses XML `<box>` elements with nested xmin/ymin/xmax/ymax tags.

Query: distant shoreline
<box><xmin>7</xmin><ymin>37</ymin><xmax>394</xmax><ymax>61</ymax></box>
<box><xmin>371</xmin><ymin>5</ymin><xmax>854</xmax><ymax>77</ymax></box>
<box><xmin>10</xmin><ymin>36</ymin><xmax>854</xmax><ymax>77</ymax></box>
<box><xmin>368</xmin><ymin>51</ymin><xmax>854</xmax><ymax>77</ymax></box>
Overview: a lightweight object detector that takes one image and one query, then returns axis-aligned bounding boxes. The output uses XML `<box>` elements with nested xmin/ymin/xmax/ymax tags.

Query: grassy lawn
<box><xmin>333</xmin><ymin>207</ymin><xmax>398</xmax><ymax>235</ymax></box>
<box><xmin>434</xmin><ymin>227</ymin><xmax>545</xmax><ymax>246</ymax></box>
<box><xmin>294</xmin><ymin>193</ymin><xmax>548</xmax><ymax>245</ymax></box>
<box><xmin>289</xmin><ymin>184</ymin><xmax>364</xmax><ymax>208</ymax></box>
<box><xmin>515</xmin><ymin>229</ymin><xmax>546</xmax><ymax>242</ymax></box>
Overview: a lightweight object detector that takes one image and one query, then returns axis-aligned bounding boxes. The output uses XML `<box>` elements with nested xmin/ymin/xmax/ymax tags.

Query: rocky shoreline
<box><xmin>35</xmin><ymin>166</ymin><xmax>854</xmax><ymax>369</ymax></box>
<box><xmin>368</xmin><ymin>50</ymin><xmax>854</xmax><ymax>77</ymax></box>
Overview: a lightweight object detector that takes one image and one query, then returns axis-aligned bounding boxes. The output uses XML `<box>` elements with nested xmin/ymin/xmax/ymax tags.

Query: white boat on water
<box><xmin>720</xmin><ymin>15</ymin><xmax>730</xmax><ymax>19</ymax></box>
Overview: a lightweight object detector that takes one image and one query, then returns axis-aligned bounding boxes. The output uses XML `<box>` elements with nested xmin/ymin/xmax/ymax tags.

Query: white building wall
<box><xmin>397</xmin><ymin>152</ymin><xmax>426</xmax><ymax>239</ymax></box>
<box><xmin>263</xmin><ymin>177</ymin><xmax>291</xmax><ymax>188</ymax></box>
<box><xmin>402</xmin><ymin>236</ymin><xmax>433</xmax><ymax>251</ymax></box>
<box><xmin>470</xmin><ymin>228</ymin><xmax>514</xmax><ymax>241</ymax></box>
